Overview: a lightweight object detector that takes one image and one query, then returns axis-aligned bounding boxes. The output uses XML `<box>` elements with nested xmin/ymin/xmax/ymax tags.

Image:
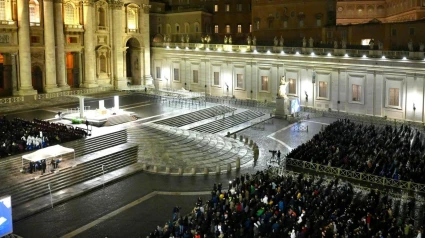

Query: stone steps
<box><xmin>189</xmin><ymin>110</ymin><xmax>264</xmax><ymax>134</ymax></box>
<box><xmin>4</xmin><ymin>144</ymin><xmax>138</xmax><ymax>207</ymax></box>
<box><xmin>153</xmin><ymin>105</ymin><xmax>235</xmax><ymax>128</ymax></box>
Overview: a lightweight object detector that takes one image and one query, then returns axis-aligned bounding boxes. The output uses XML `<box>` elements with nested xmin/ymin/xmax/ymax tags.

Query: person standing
<box><xmin>42</xmin><ymin>160</ymin><xmax>46</xmax><ymax>174</ymax></box>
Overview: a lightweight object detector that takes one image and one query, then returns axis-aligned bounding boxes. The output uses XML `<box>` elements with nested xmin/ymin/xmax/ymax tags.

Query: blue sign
<box><xmin>0</xmin><ymin>196</ymin><xmax>13</xmax><ymax>237</ymax></box>
<box><xmin>290</xmin><ymin>99</ymin><xmax>301</xmax><ymax>114</ymax></box>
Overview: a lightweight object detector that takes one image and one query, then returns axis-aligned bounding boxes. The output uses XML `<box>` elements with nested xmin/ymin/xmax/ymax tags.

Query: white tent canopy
<box><xmin>21</xmin><ymin>145</ymin><xmax>75</xmax><ymax>168</ymax></box>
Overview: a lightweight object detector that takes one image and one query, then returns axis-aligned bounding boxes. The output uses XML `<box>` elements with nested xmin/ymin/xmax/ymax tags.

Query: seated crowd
<box><xmin>287</xmin><ymin>119</ymin><xmax>425</xmax><ymax>184</ymax></box>
<box><xmin>0</xmin><ymin>117</ymin><xmax>86</xmax><ymax>158</ymax></box>
<box><xmin>149</xmin><ymin>171</ymin><xmax>421</xmax><ymax>237</ymax></box>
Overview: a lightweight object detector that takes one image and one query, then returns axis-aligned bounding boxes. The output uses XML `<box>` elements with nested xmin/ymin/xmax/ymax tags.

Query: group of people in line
<box><xmin>0</xmin><ymin>117</ymin><xmax>85</xmax><ymax>158</ymax></box>
<box><xmin>288</xmin><ymin>119</ymin><xmax>425</xmax><ymax>184</ymax></box>
<box><xmin>149</xmin><ymin>170</ymin><xmax>422</xmax><ymax>237</ymax></box>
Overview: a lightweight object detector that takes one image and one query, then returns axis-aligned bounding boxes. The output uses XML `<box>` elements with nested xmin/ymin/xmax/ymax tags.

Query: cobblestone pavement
<box><xmin>3</xmin><ymin>92</ymin><xmax>338</xmax><ymax>237</ymax></box>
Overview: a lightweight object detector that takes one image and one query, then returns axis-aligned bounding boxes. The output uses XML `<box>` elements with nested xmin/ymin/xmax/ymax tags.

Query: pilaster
<box><xmin>111</xmin><ymin>1</ymin><xmax>125</xmax><ymax>89</ymax></box>
<box><xmin>141</xmin><ymin>4</ymin><xmax>153</xmax><ymax>85</ymax></box>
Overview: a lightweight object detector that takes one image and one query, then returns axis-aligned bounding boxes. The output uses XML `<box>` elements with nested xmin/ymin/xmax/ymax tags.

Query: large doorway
<box><xmin>31</xmin><ymin>66</ymin><xmax>43</xmax><ymax>93</ymax></box>
<box><xmin>66</xmin><ymin>52</ymin><xmax>80</xmax><ymax>87</ymax></box>
<box><xmin>125</xmin><ymin>38</ymin><xmax>141</xmax><ymax>85</ymax></box>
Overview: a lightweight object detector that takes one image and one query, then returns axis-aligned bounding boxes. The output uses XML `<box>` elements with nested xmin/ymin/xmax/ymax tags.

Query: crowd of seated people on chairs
<box><xmin>0</xmin><ymin>117</ymin><xmax>86</xmax><ymax>158</ymax></box>
<box><xmin>287</xmin><ymin>119</ymin><xmax>425</xmax><ymax>184</ymax></box>
<box><xmin>149</xmin><ymin>171</ymin><xmax>422</xmax><ymax>237</ymax></box>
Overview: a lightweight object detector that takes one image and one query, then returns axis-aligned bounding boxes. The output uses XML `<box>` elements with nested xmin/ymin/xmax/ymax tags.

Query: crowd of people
<box><xmin>0</xmin><ymin>117</ymin><xmax>86</xmax><ymax>158</ymax></box>
<box><xmin>148</xmin><ymin>170</ymin><xmax>422</xmax><ymax>237</ymax></box>
<box><xmin>287</xmin><ymin>119</ymin><xmax>425</xmax><ymax>184</ymax></box>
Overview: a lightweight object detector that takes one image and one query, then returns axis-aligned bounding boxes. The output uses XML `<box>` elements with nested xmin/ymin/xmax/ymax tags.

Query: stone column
<box><xmin>54</xmin><ymin>0</ymin><xmax>70</xmax><ymax>90</ymax></box>
<box><xmin>44</xmin><ymin>0</ymin><xmax>60</xmax><ymax>92</ymax></box>
<box><xmin>15</xmin><ymin>0</ymin><xmax>37</xmax><ymax>95</ymax></box>
<box><xmin>82</xmin><ymin>0</ymin><xmax>97</xmax><ymax>88</ymax></box>
<box><xmin>140</xmin><ymin>4</ymin><xmax>152</xmax><ymax>85</ymax></box>
<box><xmin>111</xmin><ymin>1</ymin><xmax>125</xmax><ymax>89</ymax></box>
<box><xmin>78</xmin><ymin>52</ymin><xmax>83</xmax><ymax>87</ymax></box>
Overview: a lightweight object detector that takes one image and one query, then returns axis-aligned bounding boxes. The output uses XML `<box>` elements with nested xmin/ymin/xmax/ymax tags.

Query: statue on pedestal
<box><xmin>378</xmin><ymin>41</ymin><xmax>383</xmax><ymax>50</ymax></box>
<box><xmin>181</xmin><ymin>35</ymin><xmax>185</xmax><ymax>43</ymax></box>
<box><xmin>224</xmin><ymin>35</ymin><xmax>228</xmax><ymax>44</ymax></box>
<box><xmin>279</xmin><ymin>36</ymin><xmax>284</xmax><ymax>46</ymax></box>
<box><xmin>369</xmin><ymin>39</ymin><xmax>375</xmax><ymax>50</ymax></box>
<box><xmin>309</xmin><ymin>37</ymin><xmax>314</xmax><ymax>48</ymax></box>
<box><xmin>201</xmin><ymin>36</ymin><xmax>204</xmax><ymax>43</ymax></box>
<box><xmin>408</xmin><ymin>39</ymin><xmax>413</xmax><ymax>51</ymax></box>
<box><xmin>186</xmin><ymin>35</ymin><xmax>189</xmax><ymax>43</ymax></box>
<box><xmin>302</xmin><ymin>37</ymin><xmax>306</xmax><ymax>47</ymax></box>
<box><xmin>278</xmin><ymin>76</ymin><xmax>288</xmax><ymax>99</ymax></box>
<box><xmin>420</xmin><ymin>42</ymin><xmax>424</xmax><ymax>52</ymax></box>
<box><xmin>163</xmin><ymin>35</ymin><xmax>167</xmax><ymax>43</ymax></box>
<box><xmin>206</xmin><ymin>35</ymin><xmax>211</xmax><ymax>43</ymax></box>
<box><xmin>274</xmin><ymin>36</ymin><xmax>278</xmax><ymax>46</ymax></box>
<box><xmin>247</xmin><ymin>35</ymin><xmax>251</xmax><ymax>45</ymax></box>
<box><xmin>253</xmin><ymin>36</ymin><xmax>257</xmax><ymax>46</ymax></box>
<box><xmin>229</xmin><ymin>36</ymin><xmax>232</xmax><ymax>44</ymax></box>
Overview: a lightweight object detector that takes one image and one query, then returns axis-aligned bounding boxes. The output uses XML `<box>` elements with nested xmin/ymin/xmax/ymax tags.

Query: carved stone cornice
<box><xmin>82</xmin><ymin>0</ymin><xmax>94</xmax><ymax>6</ymax></box>
<box><xmin>110</xmin><ymin>1</ymin><xmax>124</xmax><ymax>9</ymax></box>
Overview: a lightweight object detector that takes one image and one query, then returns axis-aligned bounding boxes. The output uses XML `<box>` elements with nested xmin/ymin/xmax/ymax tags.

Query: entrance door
<box><xmin>32</xmin><ymin>66</ymin><xmax>43</xmax><ymax>93</ymax></box>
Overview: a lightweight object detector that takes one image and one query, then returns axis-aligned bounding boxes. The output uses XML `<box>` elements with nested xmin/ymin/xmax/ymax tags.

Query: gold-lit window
<box><xmin>213</xmin><ymin>72</ymin><xmax>220</xmax><ymax>85</ymax></box>
<box><xmin>237</xmin><ymin>74</ymin><xmax>243</xmax><ymax>88</ymax></box>
<box><xmin>261</xmin><ymin>76</ymin><xmax>268</xmax><ymax>91</ymax></box>
<box><xmin>288</xmin><ymin>78</ymin><xmax>296</xmax><ymax>94</ymax></box>
<box><xmin>319</xmin><ymin>81</ymin><xmax>327</xmax><ymax>98</ymax></box>
<box><xmin>389</xmin><ymin>88</ymin><xmax>399</xmax><ymax>106</ymax></box>
<box><xmin>352</xmin><ymin>84</ymin><xmax>361</xmax><ymax>101</ymax></box>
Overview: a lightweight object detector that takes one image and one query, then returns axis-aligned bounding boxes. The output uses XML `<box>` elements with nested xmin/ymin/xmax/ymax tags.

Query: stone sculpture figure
<box><xmin>247</xmin><ymin>35</ymin><xmax>252</xmax><ymax>45</ymax></box>
<box><xmin>341</xmin><ymin>39</ymin><xmax>347</xmax><ymax>49</ymax></box>
<box><xmin>181</xmin><ymin>35</ymin><xmax>185</xmax><ymax>43</ymax></box>
<box><xmin>163</xmin><ymin>35</ymin><xmax>167</xmax><ymax>43</ymax></box>
<box><xmin>302</xmin><ymin>37</ymin><xmax>307</xmax><ymax>47</ymax></box>
<box><xmin>378</xmin><ymin>41</ymin><xmax>383</xmax><ymax>50</ymax></box>
<box><xmin>278</xmin><ymin>76</ymin><xmax>287</xmax><ymax>99</ymax></box>
<box><xmin>279</xmin><ymin>36</ymin><xmax>284</xmax><ymax>46</ymax></box>
<box><xmin>201</xmin><ymin>36</ymin><xmax>204</xmax><ymax>43</ymax></box>
<box><xmin>309</xmin><ymin>37</ymin><xmax>314</xmax><ymax>48</ymax></box>
<box><xmin>408</xmin><ymin>39</ymin><xmax>413</xmax><ymax>51</ymax></box>
<box><xmin>224</xmin><ymin>35</ymin><xmax>228</xmax><ymax>44</ymax></box>
<box><xmin>253</xmin><ymin>36</ymin><xmax>257</xmax><ymax>46</ymax></box>
<box><xmin>274</xmin><ymin>36</ymin><xmax>278</xmax><ymax>46</ymax></box>
<box><xmin>369</xmin><ymin>39</ymin><xmax>375</xmax><ymax>50</ymax></box>
<box><xmin>229</xmin><ymin>36</ymin><xmax>232</xmax><ymax>44</ymax></box>
<box><xmin>186</xmin><ymin>35</ymin><xmax>189</xmax><ymax>43</ymax></box>
<box><xmin>206</xmin><ymin>35</ymin><xmax>211</xmax><ymax>43</ymax></box>
<box><xmin>334</xmin><ymin>40</ymin><xmax>338</xmax><ymax>49</ymax></box>
<box><xmin>420</xmin><ymin>42</ymin><xmax>424</xmax><ymax>52</ymax></box>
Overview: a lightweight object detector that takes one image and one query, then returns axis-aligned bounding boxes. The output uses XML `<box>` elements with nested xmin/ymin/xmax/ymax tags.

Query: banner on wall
<box><xmin>0</xmin><ymin>195</ymin><xmax>13</xmax><ymax>237</ymax></box>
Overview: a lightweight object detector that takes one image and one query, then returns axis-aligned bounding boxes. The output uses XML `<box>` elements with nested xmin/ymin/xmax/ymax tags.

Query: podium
<box><xmin>275</xmin><ymin>97</ymin><xmax>289</xmax><ymax>119</ymax></box>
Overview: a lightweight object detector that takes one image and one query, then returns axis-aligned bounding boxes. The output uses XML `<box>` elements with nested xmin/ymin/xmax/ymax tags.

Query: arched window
<box><xmin>29</xmin><ymin>0</ymin><xmax>40</xmax><ymax>24</ymax></box>
<box><xmin>98</xmin><ymin>8</ymin><xmax>106</xmax><ymax>27</ymax></box>
<box><xmin>64</xmin><ymin>3</ymin><xmax>74</xmax><ymax>25</ymax></box>
<box><xmin>127</xmin><ymin>9</ymin><xmax>136</xmax><ymax>30</ymax></box>
<box><xmin>100</xmin><ymin>55</ymin><xmax>107</xmax><ymax>73</ymax></box>
<box><xmin>0</xmin><ymin>0</ymin><xmax>5</xmax><ymax>20</ymax></box>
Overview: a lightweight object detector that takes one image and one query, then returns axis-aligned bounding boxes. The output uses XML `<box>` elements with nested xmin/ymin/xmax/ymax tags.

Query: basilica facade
<box><xmin>0</xmin><ymin>0</ymin><xmax>151</xmax><ymax>97</ymax></box>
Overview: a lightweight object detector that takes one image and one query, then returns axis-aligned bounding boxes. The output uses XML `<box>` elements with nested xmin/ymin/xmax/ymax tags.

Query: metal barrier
<box><xmin>285</xmin><ymin>157</ymin><xmax>425</xmax><ymax>193</ymax></box>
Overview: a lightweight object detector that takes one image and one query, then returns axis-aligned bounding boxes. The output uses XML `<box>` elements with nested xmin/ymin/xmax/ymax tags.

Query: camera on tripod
<box><xmin>269</xmin><ymin>150</ymin><xmax>277</xmax><ymax>154</ymax></box>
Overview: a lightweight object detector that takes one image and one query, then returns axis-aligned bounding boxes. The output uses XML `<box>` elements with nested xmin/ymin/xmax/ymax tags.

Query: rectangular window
<box><xmin>316</xmin><ymin>19</ymin><xmax>321</xmax><ymax>27</ymax></box>
<box><xmin>213</xmin><ymin>72</ymin><xmax>220</xmax><ymax>85</ymax></box>
<box><xmin>237</xmin><ymin>4</ymin><xmax>242</xmax><ymax>11</ymax></box>
<box><xmin>176</xmin><ymin>25</ymin><xmax>180</xmax><ymax>33</ymax></box>
<box><xmin>409</xmin><ymin>27</ymin><xmax>415</xmax><ymax>36</ymax></box>
<box><xmin>225</xmin><ymin>4</ymin><xmax>230</xmax><ymax>12</ymax></box>
<box><xmin>0</xmin><ymin>1</ymin><xmax>5</xmax><ymax>20</ymax></box>
<box><xmin>391</xmin><ymin>28</ymin><xmax>397</xmax><ymax>36</ymax></box>
<box><xmin>226</xmin><ymin>25</ymin><xmax>231</xmax><ymax>33</ymax></box>
<box><xmin>214</xmin><ymin>4</ymin><xmax>218</xmax><ymax>12</ymax></box>
<box><xmin>214</xmin><ymin>25</ymin><xmax>219</xmax><ymax>33</ymax></box>
<box><xmin>237</xmin><ymin>24</ymin><xmax>242</xmax><ymax>33</ymax></box>
<box><xmin>261</xmin><ymin>76</ymin><xmax>268</xmax><ymax>91</ymax></box>
<box><xmin>157</xmin><ymin>26</ymin><xmax>161</xmax><ymax>33</ymax></box>
<box><xmin>352</xmin><ymin>84</ymin><xmax>361</xmax><ymax>102</ymax></box>
<box><xmin>173</xmin><ymin>68</ymin><xmax>179</xmax><ymax>81</ymax></box>
<box><xmin>299</xmin><ymin>19</ymin><xmax>304</xmax><ymax>28</ymax></box>
<box><xmin>156</xmin><ymin>67</ymin><xmax>161</xmax><ymax>79</ymax></box>
<box><xmin>319</xmin><ymin>81</ymin><xmax>327</xmax><ymax>98</ymax></box>
<box><xmin>288</xmin><ymin>78</ymin><xmax>296</xmax><ymax>94</ymax></box>
<box><xmin>193</xmin><ymin>70</ymin><xmax>199</xmax><ymax>83</ymax></box>
<box><xmin>389</xmin><ymin>88</ymin><xmax>400</xmax><ymax>106</ymax></box>
<box><xmin>236</xmin><ymin>74</ymin><xmax>243</xmax><ymax>88</ymax></box>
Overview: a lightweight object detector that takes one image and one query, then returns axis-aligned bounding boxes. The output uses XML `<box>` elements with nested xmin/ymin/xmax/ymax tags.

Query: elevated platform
<box><xmin>63</xmin><ymin>108</ymin><xmax>136</xmax><ymax>127</ymax></box>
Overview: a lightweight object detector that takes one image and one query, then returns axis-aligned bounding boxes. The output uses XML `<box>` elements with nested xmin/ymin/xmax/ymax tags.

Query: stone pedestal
<box><xmin>275</xmin><ymin>97</ymin><xmax>289</xmax><ymax>119</ymax></box>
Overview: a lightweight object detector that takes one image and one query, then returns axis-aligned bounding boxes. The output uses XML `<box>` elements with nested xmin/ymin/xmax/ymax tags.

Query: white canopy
<box><xmin>21</xmin><ymin>145</ymin><xmax>75</xmax><ymax>168</ymax></box>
